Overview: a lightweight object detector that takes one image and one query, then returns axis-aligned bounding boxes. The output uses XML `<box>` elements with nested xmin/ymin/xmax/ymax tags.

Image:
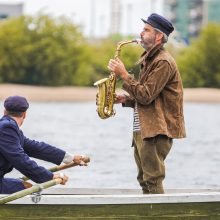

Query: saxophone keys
<box><xmin>104</xmin><ymin>107</ymin><xmax>111</xmax><ymax>117</ymax></box>
<box><xmin>96</xmin><ymin>93</ymin><xmax>99</xmax><ymax>105</ymax></box>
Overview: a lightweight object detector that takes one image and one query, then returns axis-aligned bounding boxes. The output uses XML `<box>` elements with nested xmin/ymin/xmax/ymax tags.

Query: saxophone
<box><xmin>94</xmin><ymin>39</ymin><xmax>140</xmax><ymax>119</ymax></box>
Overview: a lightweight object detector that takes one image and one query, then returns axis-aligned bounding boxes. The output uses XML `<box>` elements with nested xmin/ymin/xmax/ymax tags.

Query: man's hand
<box><xmin>23</xmin><ymin>181</ymin><xmax>33</xmax><ymax>189</ymax></box>
<box><xmin>53</xmin><ymin>173</ymin><xmax>68</xmax><ymax>185</ymax></box>
<box><xmin>73</xmin><ymin>155</ymin><xmax>88</xmax><ymax>166</ymax></box>
<box><xmin>108</xmin><ymin>58</ymin><xmax>129</xmax><ymax>80</ymax></box>
<box><xmin>114</xmin><ymin>94</ymin><xmax>127</xmax><ymax>104</ymax></box>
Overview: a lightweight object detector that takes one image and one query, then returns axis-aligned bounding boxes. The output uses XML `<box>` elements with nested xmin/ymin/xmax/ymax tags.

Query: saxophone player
<box><xmin>108</xmin><ymin>13</ymin><xmax>186</xmax><ymax>194</ymax></box>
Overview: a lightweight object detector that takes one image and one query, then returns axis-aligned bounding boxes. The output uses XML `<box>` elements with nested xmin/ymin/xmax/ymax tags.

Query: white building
<box><xmin>88</xmin><ymin>0</ymin><xmax>164</xmax><ymax>37</ymax></box>
<box><xmin>0</xmin><ymin>3</ymin><xmax>23</xmax><ymax>19</ymax></box>
<box><xmin>0</xmin><ymin>0</ymin><xmax>164</xmax><ymax>38</ymax></box>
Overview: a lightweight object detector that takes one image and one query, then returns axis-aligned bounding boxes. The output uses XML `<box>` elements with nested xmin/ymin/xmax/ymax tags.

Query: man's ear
<box><xmin>23</xmin><ymin>111</ymin><xmax>27</xmax><ymax>119</ymax></box>
<box><xmin>156</xmin><ymin>32</ymin><xmax>163</xmax><ymax>42</ymax></box>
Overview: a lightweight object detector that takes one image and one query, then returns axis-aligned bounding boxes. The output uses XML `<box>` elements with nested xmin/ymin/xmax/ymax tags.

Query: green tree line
<box><xmin>0</xmin><ymin>14</ymin><xmax>142</xmax><ymax>86</ymax></box>
<box><xmin>0</xmin><ymin>14</ymin><xmax>219</xmax><ymax>87</ymax></box>
<box><xmin>176</xmin><ymin>23</ymin><xmax>220</xmax><ymax>88</ymax></box>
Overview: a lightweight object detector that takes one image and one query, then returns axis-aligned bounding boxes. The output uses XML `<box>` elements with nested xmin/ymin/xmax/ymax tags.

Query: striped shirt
<box><xmin>133</xmin><ymin>102</ymin><xmax>141</xmax><ymax>132</ymax></box>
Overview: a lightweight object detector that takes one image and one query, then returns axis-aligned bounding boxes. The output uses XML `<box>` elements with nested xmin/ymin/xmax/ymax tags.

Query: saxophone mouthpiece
<box><xmin>135</xmin><ymin>38</ymin><xmax>142</xmax><ymax>44</ymax></box>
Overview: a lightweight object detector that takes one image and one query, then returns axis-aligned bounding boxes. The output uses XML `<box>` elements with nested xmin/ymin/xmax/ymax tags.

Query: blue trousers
<box><xmin>0</xmin><ymin>178</ymin><xmax>25</xmax><ymax>194</ymax></box>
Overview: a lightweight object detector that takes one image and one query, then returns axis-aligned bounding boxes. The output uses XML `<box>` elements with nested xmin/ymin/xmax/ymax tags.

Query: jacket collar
<box><xmin>2</xmin><ymin>115</ymin><xmax>19</xmax><ymax>128</ymax></box>
<box><xmin>147</xmin><ymin>44</ymin><xmax>164</xmax><ymax>59</ymax></box>
<box><xmin>139</xmin><ymin>43</ymin><xmax>164</xmax><ymax>65</ymax></box>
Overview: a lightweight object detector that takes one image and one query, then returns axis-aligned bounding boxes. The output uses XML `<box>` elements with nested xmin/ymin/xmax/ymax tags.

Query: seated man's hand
<box><xmin>53</xmin><ymin>173</ymin><xmax>68</xmax><ymax>185</ymax></box>
<box><xmin>73</xmin><ymin>155</ymin><xmax>89</xmax><ymax>166</ymax></box>
<box><xmin>23</xmin><ymin>181</ymin><xmax>33</xmax><ymax>189</ymax></box>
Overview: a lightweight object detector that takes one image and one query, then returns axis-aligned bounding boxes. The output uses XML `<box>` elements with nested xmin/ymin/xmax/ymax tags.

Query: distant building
<box><xmin>109</xmin><ymin>0</ymin><xmax>122</xmax><ymax>35</ymax></box>
<box><xmin>164</xmin><ymin>0</ymin><xmax>220</xmax><ymax>39</ymax></box>
<box><xmin>205</xmin><ymin>0</ymin><xmax>220</xmax><ymax>23</ymax></box>
<box><xmin>0</xmin><ymin>3</ymin><xmax>23</xmax><ymax>20</ymax></box>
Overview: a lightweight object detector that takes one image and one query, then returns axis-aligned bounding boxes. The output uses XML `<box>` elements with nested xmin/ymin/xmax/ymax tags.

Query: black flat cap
<box><xmin>141</xmin><ymin>13</ymin><xmax>174</xmax><ymax>36</ymax></box>
<box><xmin>4</xmin><ymin>96</ymin><xmax>29</xmax><ymax>112</ymax></box>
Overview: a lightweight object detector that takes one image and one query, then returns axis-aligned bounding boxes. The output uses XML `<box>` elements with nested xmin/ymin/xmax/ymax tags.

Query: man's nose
<box><xmin>140</xmin><ymin>31</ymin><xmax>144</xmax><ymax>37</ymax></box>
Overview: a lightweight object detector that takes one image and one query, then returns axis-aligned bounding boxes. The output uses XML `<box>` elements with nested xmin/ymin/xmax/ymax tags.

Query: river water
<box><xmin>2</xmin><ymin>101</ymin><xmax>220</xmax><ymax>190</ymax></box>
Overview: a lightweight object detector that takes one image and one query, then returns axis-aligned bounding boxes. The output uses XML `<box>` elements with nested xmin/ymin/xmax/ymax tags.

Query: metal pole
<box><xmin>0</xmin><ymin>178</ymin><xmax>62</xmax><ymax>205</ymax></box>
<box><xmin>20</xmin><ymin>156</ymin><xmax>90</xmax><ymax>181</ymax></box>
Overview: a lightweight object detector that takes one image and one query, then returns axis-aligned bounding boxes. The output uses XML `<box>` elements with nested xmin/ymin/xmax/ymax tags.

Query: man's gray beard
<box><xmin>140</xmin><ymin>41</ymin><xmax>154</xmax><ymax>51</ymax></box>
<box><xmin>140</xmin><ymin>42</ymin><xmax>148</xmax><ymax>50</ymax></box>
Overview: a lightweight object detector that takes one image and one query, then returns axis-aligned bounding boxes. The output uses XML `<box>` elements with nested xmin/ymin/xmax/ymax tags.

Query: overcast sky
<box><xmin>0</xmin><ymin>0</ymin><xmax>164</xmax><ymax>37</ymax></box>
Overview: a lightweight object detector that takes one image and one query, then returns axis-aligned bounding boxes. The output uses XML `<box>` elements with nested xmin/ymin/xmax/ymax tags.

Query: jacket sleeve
<box><xmin>122</xmin><ymin>60</ymin><xmax>172</xmax><ymax>105</ymax></box>
<box><xmin>23</xmin><ymin>136</ymin><xmax>66</xmax><ymax>165</ymax></box>
<box><xmin>0</xmin><ymin>124</ymin><xmax>53</xmax><ymax>183</ymax></box>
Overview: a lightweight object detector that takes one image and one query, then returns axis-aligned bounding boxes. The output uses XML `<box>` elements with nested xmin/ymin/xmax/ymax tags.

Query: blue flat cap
<box><xmin>141</xmin><ymin>13</ymin><xmax>174</xmax><ymax>36</ymax></box>
<box><xmin>4</xmin><ymin>96</ymin><xmax>29</xmax><ymax>112</ymax></box>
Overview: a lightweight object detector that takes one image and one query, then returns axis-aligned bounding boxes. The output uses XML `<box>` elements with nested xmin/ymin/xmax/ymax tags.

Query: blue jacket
<box><xmin>0</xmin><ymin>115</ymin><xmax>66</xmax><ymax>193</ymax></box>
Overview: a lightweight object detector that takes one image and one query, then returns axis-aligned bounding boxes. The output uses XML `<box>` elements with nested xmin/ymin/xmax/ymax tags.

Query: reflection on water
<box><xmin>2</xmin><ymin>101</ymin><xmax>220</xmax><ymax>189</ymax></box>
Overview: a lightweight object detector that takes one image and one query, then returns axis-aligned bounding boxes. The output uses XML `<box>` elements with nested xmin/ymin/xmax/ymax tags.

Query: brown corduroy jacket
<box><xmin>122</xmin><ymin>44</ymin><xmax>186</xmax><ymax>139</ymax></box>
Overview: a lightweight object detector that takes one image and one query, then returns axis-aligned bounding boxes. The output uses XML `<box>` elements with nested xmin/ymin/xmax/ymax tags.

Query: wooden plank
<box><xmin>4</xmin><ymin>192</ymin><xmax>220</xmax><ymax>205</ymax></box>
<box><xmin>42</xmin><ymin>187</ymin><xmax>220</xmax><ymax>195</ymax></box>
<box><xmin>0</xmin><ymin>189</ymin><xmax>220</xmax><ymax>219</ymax></box>
<box><xmin>43</xmin><ymin>187</ymin><xmax>142</xmax><ymax>195</ymax></box>
<box><xmin>0</xmin><ymin>202</ymin><xmax>220</xmax><ymax>219</ymax></box>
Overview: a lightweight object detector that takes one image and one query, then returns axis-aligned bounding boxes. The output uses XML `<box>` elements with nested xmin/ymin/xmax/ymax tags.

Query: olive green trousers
<box><xmin>133</xmin><ymin>132</ymin><xmax>173</xmax><ymax>194</ymax></box>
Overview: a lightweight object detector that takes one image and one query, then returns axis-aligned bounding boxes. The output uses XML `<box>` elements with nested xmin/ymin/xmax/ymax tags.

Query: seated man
<box><xmin>0</xmin><ymin>95</ymin><xmax>84</xmax><ymax>194</ymax></box>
